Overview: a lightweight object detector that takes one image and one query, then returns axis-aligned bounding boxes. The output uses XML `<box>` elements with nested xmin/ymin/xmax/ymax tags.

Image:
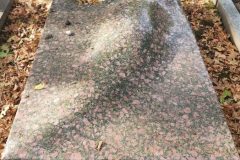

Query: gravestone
<box><xmin>2</xmin><ymin>0</ymin><xmax>239</xmax><ymax>159</ymax></box>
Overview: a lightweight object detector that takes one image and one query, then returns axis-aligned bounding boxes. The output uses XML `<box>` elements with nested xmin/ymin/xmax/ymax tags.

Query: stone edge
<box><xmin>0</xmin><ymin>0</ymin><xmax>13</xmax><ymax>29</ymax></box>
<box><xmin>212</xmin><ymin>0</ymin><xmax>240</xmax><ymax>51</ymax></box>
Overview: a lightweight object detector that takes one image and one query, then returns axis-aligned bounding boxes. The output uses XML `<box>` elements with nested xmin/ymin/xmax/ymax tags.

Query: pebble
<box><xmin>66</xmin><ymin>30</ymin><xmax>75</xmax><ymax>36</ymax></box>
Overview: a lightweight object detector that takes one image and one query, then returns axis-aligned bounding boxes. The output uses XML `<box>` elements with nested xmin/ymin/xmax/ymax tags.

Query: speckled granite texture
<box><xmin>2</xmin><ymin>0</ymin><xmax>239</xmax><ymax>159</ymax></box>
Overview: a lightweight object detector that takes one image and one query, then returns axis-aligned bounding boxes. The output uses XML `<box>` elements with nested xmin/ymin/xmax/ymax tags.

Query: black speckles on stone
<box><xmin>50</xmin><ymin>8</ymin><xmax>55</xmax><ymax>13</ymax></box>
<box><xmin>45</xmin><ymin>34</ymin><xmax>53</xmax><ymax>40</ymax></box>
<box><xmin>65</xmin><ymin>20</ymin><xmax>72</xmax><ymax>26</ymax></box>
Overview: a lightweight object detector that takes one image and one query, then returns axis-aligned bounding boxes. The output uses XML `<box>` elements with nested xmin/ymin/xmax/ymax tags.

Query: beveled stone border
<box><xmin>212</xmin><ymin>0</ymin><xmax>240</xmax><ymax>51</ymax></box>
<box><xmin>0</xmin><ymin>0</ymin><xmax>13</xmax><ymax>29</ymax></box>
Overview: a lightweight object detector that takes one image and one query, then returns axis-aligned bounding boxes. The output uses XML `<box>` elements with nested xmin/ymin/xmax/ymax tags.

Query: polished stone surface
<box><xmin>2</xmin><ymin>0</ymin><xmax>239</xmax><ymax>159</ymax></box>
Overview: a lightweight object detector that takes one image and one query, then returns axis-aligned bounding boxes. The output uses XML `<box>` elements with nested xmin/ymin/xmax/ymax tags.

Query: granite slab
<box><xmin>2</xmin><ymin>0</ymin><xmax>239</xmax><ymax>159</ymax></box>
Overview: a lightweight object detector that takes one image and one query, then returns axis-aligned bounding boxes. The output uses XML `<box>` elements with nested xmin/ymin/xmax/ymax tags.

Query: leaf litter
<box><xmin>181</xmin><ymin>0</ymin><xmax>240</xmax><ymax>154</ymax></box>
<box><xmin>0</xmin><ymin>0</ymin><xmax>50</xmax><ymax>156</ymax></box>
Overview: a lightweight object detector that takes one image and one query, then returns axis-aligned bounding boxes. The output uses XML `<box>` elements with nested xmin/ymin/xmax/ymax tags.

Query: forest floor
<box><xmin>0</xmin><ymin>0</ymin><xmax>240</xmax><ymax>157</ymax></box>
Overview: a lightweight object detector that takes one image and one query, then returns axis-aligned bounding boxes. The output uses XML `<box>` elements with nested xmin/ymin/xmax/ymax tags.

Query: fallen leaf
<box><xmin>220</xmin><ymin>89</ymin><xmax>232</xmax><ymax>104</ymax></box>
<box><xmin>0</xmin><ymin>44</ymin><xmax>11</xmax><ymax>58</ymax></box>
<box><xmin>96</xmin><ymin>141</ymin><xmax>104</xmax><ymax>151</ymax></box>
<box><xmin>0</xmin><ymin>105</ymin><xmax>10</xmax><ymax>119</ymax></box>
<box><xmin>34</xmin><ymin>83</ymin><xmax>45</xmax><ymax>90</ymax></box>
